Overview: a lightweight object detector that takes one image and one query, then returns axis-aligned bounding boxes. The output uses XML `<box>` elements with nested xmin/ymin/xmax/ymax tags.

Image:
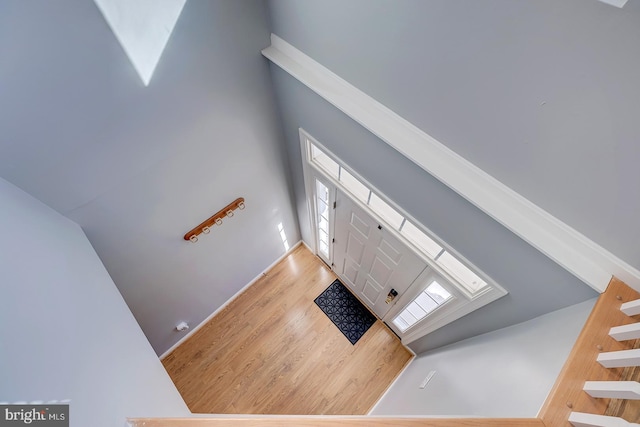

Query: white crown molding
<box><xmin>262</xmin><ymin>33</ymin><xmax>640</xmax><ymax>293</ymax></box>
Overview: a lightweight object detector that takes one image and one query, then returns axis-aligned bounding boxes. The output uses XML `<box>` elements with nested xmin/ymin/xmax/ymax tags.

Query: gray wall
<box><xmin>0</xmin><ymin>0</ymin><xmax>621</xmax><ymax>360</ymax></box>
<box><xmin>264</xmin><ymin>0</ymin><xmax>640</xmax><ymax>352</ymax></box>
<box><xmin>268</xmin><ymin>0</ymin><xmax>640</xmax><ymax>271</ymax></box>
<box><xmin>0</xmin><ymin>0</ymin><xmax>299</xmax><ymax>355</ymax></box>
<box><xmin>0</xmin><ymin>177</ymin><xmax>190</xmax><ymax>425</ymax></box>
<box><xmin>372</xmin><ymin>299</ymin><xmax>595</xmax><ymax>417</ymax></box>
<box><xmin>268</xmin><ymin>54</ymin><xmax>596</xmax><ymax>354</ymax></box>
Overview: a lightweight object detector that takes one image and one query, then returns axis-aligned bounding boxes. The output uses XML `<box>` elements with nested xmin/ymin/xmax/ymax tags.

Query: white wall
<box><xmin>268</xmin><ymin>0</ymin><xmax>640</xmax><ymax>273</ymax></box>
<box><xmin>0</xmin><ymin>178</ymin><xmax>189</xmax><ymax>426</ymax></box>
<box><xmin>371</xmin><ymin>298</ymin><xmax>595</xmax><ymax>417</ymax></box>
<box><xmin>0</xmin><ymin>0</ymin><xmax>300</xmax><ymax>355</ymax></box>
<box><xmin>268</xmin><ymin>0</ymin><xmax>600</xmax><ymax>354</ymax></box>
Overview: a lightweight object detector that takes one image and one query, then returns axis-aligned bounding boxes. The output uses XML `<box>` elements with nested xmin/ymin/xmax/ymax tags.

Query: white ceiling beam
<box><xmin>262</xmin><ymin>34</ymin><xmax>640</xmax><ymax>294</ymax></box>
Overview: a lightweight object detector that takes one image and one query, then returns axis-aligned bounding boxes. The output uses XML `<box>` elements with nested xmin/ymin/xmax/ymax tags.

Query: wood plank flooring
<box><xmin>162</xmin><ymin>244</ymin><xmax>413</xmax><ymax>415</ymax></box>
<box><xmin>129</xmin><ymin>417</ymin><xmax>546</xmax><ymax>427</ymax></box>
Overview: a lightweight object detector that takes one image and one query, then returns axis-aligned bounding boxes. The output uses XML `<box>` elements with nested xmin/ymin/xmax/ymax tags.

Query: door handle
<box><xmin>385</xmin><ymin>289</ymin><xmax>398</xmax><ymax>304</ymax></box>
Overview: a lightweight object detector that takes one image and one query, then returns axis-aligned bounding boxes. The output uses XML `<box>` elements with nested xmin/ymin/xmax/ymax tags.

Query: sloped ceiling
<box><xmin>2</xmin><ymin>0</ymin><xmax>633</xmax><ymax>357</ymax></box>
<box><xmin>268</xmin><ymin>0</ymin><xmax>640</xmax><ymax>271</ymax></box>
<box><xmin>0</xmin><ymin>0</ymin><xmax>299</xmax><ymax>355</ymax></box>
<box><xmin>266</xmin><ymin>0</ymin><xmax>640</xmax><ymax>353</ymax></box>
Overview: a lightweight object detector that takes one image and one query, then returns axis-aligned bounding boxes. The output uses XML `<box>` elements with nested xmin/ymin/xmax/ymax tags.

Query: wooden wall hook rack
<box><xmin>184</xmin><ymin>197</ymin><xmax>245</xmax><ymax>243</ymax></box>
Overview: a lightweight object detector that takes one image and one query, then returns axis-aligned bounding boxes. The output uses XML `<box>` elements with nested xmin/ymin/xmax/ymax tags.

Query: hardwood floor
<box><xmin>162</xmin><ymin>244</ymin><xmax>413</xmax><ymax>415</ymax></box>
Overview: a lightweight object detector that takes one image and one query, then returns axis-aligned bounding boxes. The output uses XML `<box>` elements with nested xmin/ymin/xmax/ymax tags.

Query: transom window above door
<box><xmin>301</xmin><ymin>128</ymin><xmax>507</xmax><ymax>344</ymax></box>
<box><xmin>307</xmin><ymin>132</ymin><xmax>491</xmax><ymax>297</ymax></box>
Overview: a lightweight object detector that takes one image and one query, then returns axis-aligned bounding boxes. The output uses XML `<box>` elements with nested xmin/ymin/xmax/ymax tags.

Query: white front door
<box><xmin>333</xmin><ymin>191</ymin><xmax>427</xmax><ymax>318</ymax></box>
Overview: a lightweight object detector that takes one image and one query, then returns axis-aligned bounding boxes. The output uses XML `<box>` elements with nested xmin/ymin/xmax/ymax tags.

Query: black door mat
<box><xmin>314</xmin><ymin>279</ymin><xmax>377</xmax><ymax>345</ymax></box>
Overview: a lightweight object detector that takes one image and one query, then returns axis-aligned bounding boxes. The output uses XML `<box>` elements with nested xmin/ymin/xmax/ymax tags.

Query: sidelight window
<box><xmin>306</xmin><ymin>136</ymin><xmax>491</xmax><ymax>296</ymax></box>
<box><xmin>392</xmin><ymin>280</ymin><xmax>453</xmax><ymax>332</ymax></box>
<box><xmin>302</xmin><ymin>129</ymin><xmax>507</xmax><ymax>344</ymax></box>
<box><xmin>315</xmin><ymin>179</ymin><xmax>331</xmax><ymax>259</ymax></box>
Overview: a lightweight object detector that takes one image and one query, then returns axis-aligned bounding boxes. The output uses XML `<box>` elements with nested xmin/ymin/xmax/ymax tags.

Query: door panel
<box><xmin>333</xmin><ymin>190</ymin><xmax>427</xmax><ymax>318</ymax></box>
<box><xmin>379</xmin><ymin>238</ymin><xmax>402</xmax><ymax>263</ymax></box>
<box><xmin>334</xmin><ymin>193</ymin><xmax>377</xmax><ymax>294</ymax></box>
<box><xmin>370</xmin><ymin>228</ymin><xmax>427</xmax><ymax>317</ymax></box>
<box><xmin>346</xmin><ymin>233</ymin><xmax>366</xmax><ymax>265</ymax></box>
<box><xmin>370</xmin><ymin>256</ymin><xmax>393</xmax><ymax>286</ymax></box>
<box><xmin>342</xmin><ymin>260</ymin><xmax>360</xmax><ymax>287</ymax></box>
<box><xmin>362</xmin><ymin>279</ymin><xmax>383</xmax><ymax>307</ymax></box>
<box><xmin>339</xmin><ymin>226</ymin><xmax>367</xmax><ymax>290</ymax></box>
<box><xmin>350</xmin><ymin>211</ymin><xmax>371</xmax><ymax>238</ymax></box>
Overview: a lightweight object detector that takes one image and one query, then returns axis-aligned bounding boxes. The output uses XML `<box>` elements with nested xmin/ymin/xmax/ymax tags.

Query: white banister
<box><xmin>610</xmin><ymin>323</ymin><xmax>640</xmax><ymax>341</ymax></box>
<box><xmin>621</xmin><ymin>299</ymin><xmax>640</xmax><ymax>316</ymax></box>
<box><xmin>597</xmin><ymin>349</ymin><xmax>640</xmax><ymax>368</ymax></box>
<box><xmin>569</xmin><ymin>412</ymin><xmax>640</xmax><ymax>427</ymax></box>
<box><xmin>584</xmin><ymin>381</ymin><xmax>640</xmax><ymax>399</ymax></box>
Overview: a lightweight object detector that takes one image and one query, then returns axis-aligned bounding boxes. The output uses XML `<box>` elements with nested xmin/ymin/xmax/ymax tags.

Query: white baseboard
<box><xmin>366</xmin><ymin>322</ymin><xmax>416</xmax><ymax>414</ymax></box>
<box><xmin>159</xmin><ymin>241</ymin><xmax>304</xmax><ymax>360</ymax></box>
<box><xmin>367</xmin><ymin>356</ymin><xmax>414</xmax><ymax>415</ymax></box>
<box><xmin>301</xmin><ymin>239</ymin><xmax>313</xmax><ymax>253</ymax></box>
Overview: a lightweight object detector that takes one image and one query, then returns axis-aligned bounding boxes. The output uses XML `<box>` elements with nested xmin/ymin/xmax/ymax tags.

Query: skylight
<box><xmin>597</xmin><ymin>0</ymin><xmax>628</xmax><ymax>7</ymax></box>
<box><xmin>94</xmin><ymin>0</ymin><xmax>186</xmax><ymax>86</ymax></box>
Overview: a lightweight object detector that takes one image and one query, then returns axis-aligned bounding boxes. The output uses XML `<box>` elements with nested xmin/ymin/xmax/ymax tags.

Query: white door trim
<box><xmin>384</xmin><ymin>268</ymin><xmax>507</xmax><ymax>345</ymax></box>
<box><xmin>301</xmin><ymin>133</ymin><xmax>507</xmax><ymax>344</ymax></box>
<box><xmin>263</xmin><ymin>33</ymin><xmax>640</xmax><ymax>293</ymax></box>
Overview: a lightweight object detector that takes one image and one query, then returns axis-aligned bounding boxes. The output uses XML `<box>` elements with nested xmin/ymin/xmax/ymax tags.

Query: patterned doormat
<box><xmin>314</xmin><ymin>279</ymin><xmax>377</xmax><ymax>345</ymax></box>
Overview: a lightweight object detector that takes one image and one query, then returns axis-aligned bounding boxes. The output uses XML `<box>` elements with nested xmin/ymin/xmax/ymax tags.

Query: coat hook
<box><xmin>183</xmin><ymin>197</ymin><xmax>244</xmax><ymax>241</ymax></box>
